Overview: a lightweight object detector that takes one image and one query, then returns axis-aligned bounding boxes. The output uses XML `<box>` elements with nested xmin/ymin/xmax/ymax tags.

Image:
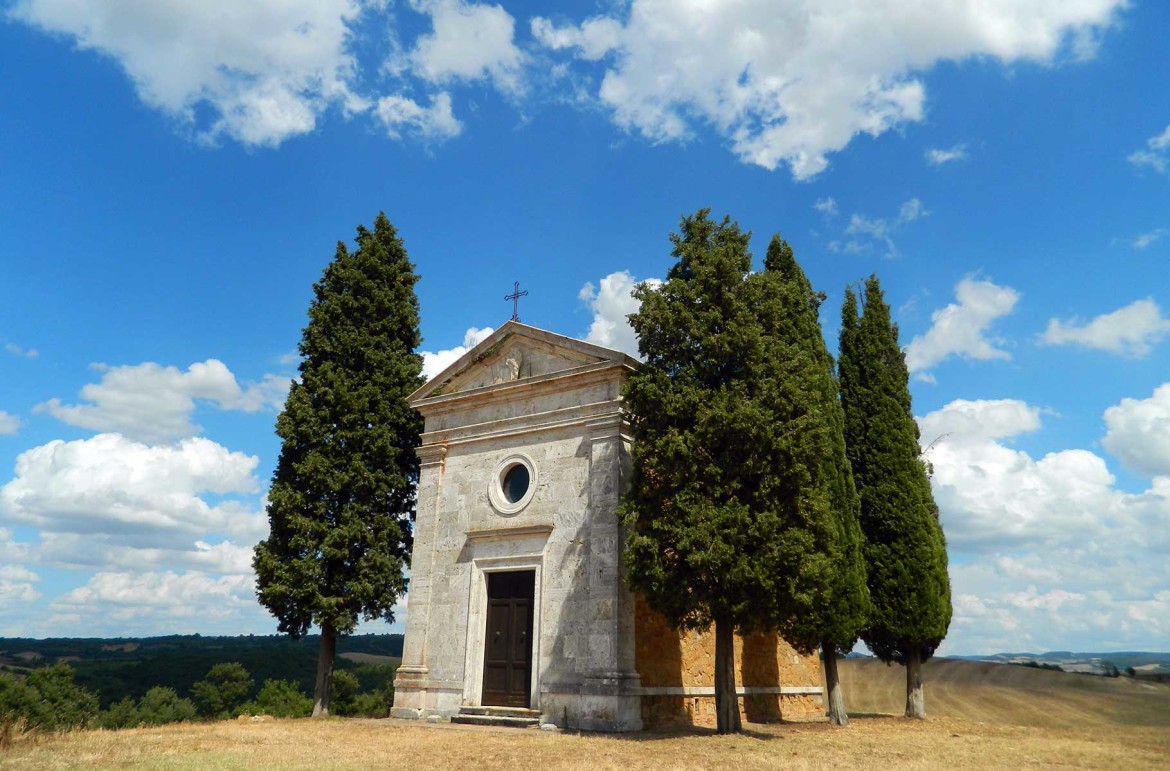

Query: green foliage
<box><xmin>620</xmin><ymin>211</ymin><xmax>863</xmax><ymax>648</ymax></box>
<box><xmin>56</xmin><ymin>633</ymin><xmax>401</xmax><ymax>708</ymax></box>
<box><xmin>254</xmin><ymin>212</ymin><xmax>422</xmax><ymax>641</ymax></box>
<box><xmin>98</xmin><ymin>687</ymin><xmax>197</xmax><ymax>729</ymax></box>
<box><xmin>754</xmin><ymin>235</ymin><xmax>869</xmax><ymax>656</ymax></box>
<box><xmin>96</xmin><ymin>697</ymin><xmax>140</xmax><ymax>730</ymax></box>
<box><xmin>839</xmin><ymin>276</ymin><xmax>952</xmax><ymax>665</ymax></box>
<box><xmin>329</xmin><ymin>670</ymin><xmax>360</xmax><ymax>716</ymax></box>
<box><xmin>621</xmin><ymin>210</ymin><xmax>774</xmax><ymax>633</ymax></box>
<box><xmin>346</xmin><ymin>691</ymin><xmax>390</xmax><ymax>718</ymax></box>
<box><xmin>137</xmin><ymin>687</ymin><xmax>197</xmax><ymax>725</ymax></box>
<box><xmin>191</xmin><ymin>663</ymin><xmax>253</xmax><ymax>718</ymax></box>
<box><xmin>0</xmin><ymin>663</ymin><xmax>99</xmax><ymax>732</ymax></box>
<box><xmin>240</xmin><ymin>679</ymin><xmax>312</xmax><ymax>718</ymax></box>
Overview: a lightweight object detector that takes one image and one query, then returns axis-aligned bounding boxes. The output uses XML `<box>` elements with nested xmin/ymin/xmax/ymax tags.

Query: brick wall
<box><xmin>634</xmin><ymin>594</ymin><xmax>824</xmax><ymax>728</ymax></box>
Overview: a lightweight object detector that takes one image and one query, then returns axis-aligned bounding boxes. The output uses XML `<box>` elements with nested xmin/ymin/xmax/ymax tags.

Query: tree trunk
<box><xmin>822</xmin><ymin>644</ymin><xmax>849</xmax><ymax>726</ymax></box>
<box><xmin>905</xmin><ymin>648</ymin><xmax>926</xmax><ymax>719</ymax></box>
<box><xmin>312</xmin><ymin>621</ymin><xmax>337</xmax><ymax>718</ymax></box>
<box><xmin>713</xmin><ymin>618</ymin><xmax>742</xmax><ymax>734</ymax></box>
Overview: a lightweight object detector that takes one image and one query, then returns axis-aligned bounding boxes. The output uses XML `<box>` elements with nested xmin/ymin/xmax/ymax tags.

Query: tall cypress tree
<box><xmin>839</xmin><ymin>276</ymin><xmax>952</xmax><ymax>719</ymax></box>
<box><xmin>622</xmin><ymin>212</ymin><xmax>862</xmax><ymax>733</ymax></box>
<box><xmin>253</xmin><ymin>212</ymin><xmax>423</xmax><ymax>717</ymax></box>
<box><xmin>756</xmin><ymin>236</ymin><xmax>869</xmax><ymax>726</ymax></box>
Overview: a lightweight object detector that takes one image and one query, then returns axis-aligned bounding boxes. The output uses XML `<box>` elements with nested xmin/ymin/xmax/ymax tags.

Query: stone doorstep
<box><xmin>451</xmin><ymin>705</ymin><xmax>542</xmax><ymax>728</ymax></box>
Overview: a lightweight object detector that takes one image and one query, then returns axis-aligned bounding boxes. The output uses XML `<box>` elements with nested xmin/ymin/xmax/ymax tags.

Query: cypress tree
<box><xmin>621</xmin><ymin>212</ymin><xmax>864</xmax><ymax>733</ymax></box>
<box><xmin>253</xmin><ymin>212</ymin><xmax>423</xmax><ymax>717</ymax></box>
<box><xmin>753</xmin><ymin>235</ymin><xmax>869</xmax><ymax>726</ymax></box>
<box><xmin>839</xmin><ymin>276</ymin><xmax>952</xmax><ymax>719</ymax></box>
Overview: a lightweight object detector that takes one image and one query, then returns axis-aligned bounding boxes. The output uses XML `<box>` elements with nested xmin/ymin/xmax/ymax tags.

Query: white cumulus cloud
<box><xmin>533</xmin><ymin>1</ymin><xmax>1123</xmax><ymax>178</ymax></box>
<box><xmin>35</xmin><ymin>359</ymin><xmax>291</xmax><ymax>443</ymax></box>
<box><xmin>0</xmin><ymin>434</ymin><xmax>261</xmax><ymax>545</ymax></box>
<box><xmin>904</xmin><ymin>277</ymin><xmax>1020</xmax><ymax>378</ymax></box>
<box><xmin>922</xmin><ymin>396</ymin><xmax>1170</xmax><ymax>653</ymax></box>
<box><xmin>9</xmin><ymin>0</ymin><xmax>367</xmax><ymax>147</ymax></box>
<box><xmin>1103</xmin><ymin>383</ymin><xmax>1170</xmax><ymax>478</ymax></box>
<box><xmin>0</xmin><ymin>565</ymin><xmax>41</xmax><ymax>607</ymax></box>
<box><xmin>376</xmin><ymin>92</ymin><xmax>463</xmax><ymax>141</ymax></box>
<box><xmin>530</xmin><ymin>16</ymin><xmax>623</xmax><ymax>61</ymax></box>
<box><xmin>1128</xmin><ymin>125</ymin><xmax>1170</xmax><ymax>174</ymax></box>
<box><xmin>578</xmin><ymin>270</ymin><xmax>661</xmax><ymax>358</ymax></box>
<box><xmin>408</xmin><ymin>0</ymin><xmax>525</xmax><ymax>93</ymax></box>
<box><xmin>420</xmin><ymin>326</ymin><xmax>495</xmax><ymax>381</ymax></box>
<box><xmin>45</xmin><ymin>570</ymin><xmax>265</xmax><ymax>635</ymax></box>
<box><xmin>1041</xmin><ymin>298</ymin><xmax>1170</xmax><ymax>357</ymax></box>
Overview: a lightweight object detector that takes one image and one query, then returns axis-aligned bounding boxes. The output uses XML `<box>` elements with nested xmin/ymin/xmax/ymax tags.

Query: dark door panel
<box><xmin>481</xmin><ymin>570</ymin><xmax>535</xmax><ymax>708</ymax></box>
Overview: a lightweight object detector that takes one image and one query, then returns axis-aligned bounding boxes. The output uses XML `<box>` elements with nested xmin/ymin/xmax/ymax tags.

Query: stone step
<box><xmin>451</xmin><ymin>705</ymin><xmax>541</xmax><ymax>728</ymax></box>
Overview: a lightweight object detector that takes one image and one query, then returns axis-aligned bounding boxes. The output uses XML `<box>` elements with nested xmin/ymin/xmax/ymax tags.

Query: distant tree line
<box><xmin>1</xmin><ymin>657</ymin><xmax>398</xmax><ymax>741</ymax></box>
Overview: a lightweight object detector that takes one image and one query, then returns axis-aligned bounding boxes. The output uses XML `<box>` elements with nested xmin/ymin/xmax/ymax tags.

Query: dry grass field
<box><xmin>837</xmin><ymin>657</ymin><xmax>1170</xmax><ymax>729</ymax></box>
<box><xmin>2</xmin><ymin>660</ymin><xmax>1167</xmax><ymax>770</ymax></box>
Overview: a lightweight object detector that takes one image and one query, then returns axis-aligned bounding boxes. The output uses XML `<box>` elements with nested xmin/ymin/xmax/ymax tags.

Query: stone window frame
<box><xmin>487</xmin><ymin>452</ymin><xmax>538</xmax><ymax>516</ymax></box>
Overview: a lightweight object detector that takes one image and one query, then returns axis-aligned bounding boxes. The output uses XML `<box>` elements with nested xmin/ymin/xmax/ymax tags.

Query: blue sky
<box><xmin>0</xmin><ymin>0</ymin><xmax>1167</xmax><ymax>655</ymax></box>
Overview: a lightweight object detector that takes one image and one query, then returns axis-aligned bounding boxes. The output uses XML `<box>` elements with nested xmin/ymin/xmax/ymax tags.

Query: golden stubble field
<box><xmin>3</xmin><ymin>660</ymin><xmax>1168</xmax><ymax>770</ymax></box>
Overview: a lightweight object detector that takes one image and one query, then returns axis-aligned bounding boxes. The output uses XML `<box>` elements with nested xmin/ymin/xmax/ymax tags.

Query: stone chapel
<box><xmin>391</xmin><ymin>321</ymin><xmax>823</xmax><ymax>731</ymax></box>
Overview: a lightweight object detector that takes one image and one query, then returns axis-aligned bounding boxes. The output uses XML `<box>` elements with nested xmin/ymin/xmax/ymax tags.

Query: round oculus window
<box><xmin>501</xmin><ymin>463</ymin><xmax>530</xmax><ymax>504</ymax></box>
<box><xmin>489</xmin><ymin>454</ymin><xmax>537</xmax><ymax>515</ymax></box>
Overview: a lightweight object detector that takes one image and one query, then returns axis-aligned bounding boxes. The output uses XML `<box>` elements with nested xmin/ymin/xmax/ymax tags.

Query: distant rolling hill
<box><xmin>838</xmin><ymin>657</ymin><xmax>1170</xmax><ymax>729</ymax></box>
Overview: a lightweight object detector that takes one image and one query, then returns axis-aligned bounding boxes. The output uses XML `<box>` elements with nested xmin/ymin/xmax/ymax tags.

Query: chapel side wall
<box><xmin>634</xmin><ymin>595</ymin><xmax>823</xmax><ymax>727</ymax></box>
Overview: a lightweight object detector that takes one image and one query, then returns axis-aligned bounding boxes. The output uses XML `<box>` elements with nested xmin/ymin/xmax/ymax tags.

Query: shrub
<box><xmin>97</xmin><ymin>697</ymin><xmax>141</xmax><ymax>730</ymax></box>
<box><xmin>240</xmin><ymin>679</ymin><xmax>312</xmax><ymax>718</ymax></box>
<box><xmin>330</xmin><ymin>670</ymin><xmax>360</xmax><ymax>716</ymax></box>
<box><xmin>191</xmin><ymin>663</ymin><xmax>253</xmax><ymax>718</ymax></box>
<box><xmin>346</xmin><ymin>691</ymin><xmax>390</xmax><ymax>718</ymax></box>
<box><xmin>137</xmin><ymin>687</ymin><xmax>197</xmax><ymax>725</ymax></box>
<box><xmin>0</xmin><ymin>663</ymin><xmax>99</xmax><ymax>732</ymax></box>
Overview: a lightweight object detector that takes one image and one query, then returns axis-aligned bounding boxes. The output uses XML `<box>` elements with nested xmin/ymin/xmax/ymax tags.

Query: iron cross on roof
<box><xmin>505</xmin><ymin>281</ymin><xmax>528</xmax><ymax>322</ymax></box>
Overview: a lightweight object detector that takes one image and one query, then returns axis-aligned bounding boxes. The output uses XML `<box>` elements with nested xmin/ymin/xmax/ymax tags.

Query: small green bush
<box><xmin>239</xmin><ymin>679</ymin><xmax>312</xmax><ymax>718</ymax></box>
<box><xmin>97</xmin><ymin>697</ymin><xmax>140</xmax><ymax>729</ymax></box>
<box><xmin>137</xmin><ymin>687</ymin><xmax>197</xmax><ymax>725</ymax></box>
<box><xmin>0</xmin><ymin>663</ymin><xmax>99</xmax><ymax>732</ymax></box>
<box><xmin>191</xmin><ymin>663</ymin><xmax>253</xmax><ymax>718</ymax></box>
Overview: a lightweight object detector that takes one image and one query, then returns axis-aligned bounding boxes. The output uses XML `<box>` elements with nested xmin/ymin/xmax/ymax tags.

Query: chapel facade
<box><xmin>390</xmin><ymin>322</ymin><xmax>823</xmax><ymax>731</ymax></box>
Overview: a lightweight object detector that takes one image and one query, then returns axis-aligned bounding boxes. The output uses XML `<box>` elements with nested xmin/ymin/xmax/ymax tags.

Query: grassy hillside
<box><xmin>3</xmin><ymin>658</ymin><xmax>1167</xmax><ymax>769</ymax></box>
<box><xmin>3</xmin><ymin>713</ymin><xmax>1168</xmax><ymax>769</ymax></box>
<box><xmin>839</xmin><ymin>657</ymin><xmax>1170</xmax><ymax>728</ymax></box>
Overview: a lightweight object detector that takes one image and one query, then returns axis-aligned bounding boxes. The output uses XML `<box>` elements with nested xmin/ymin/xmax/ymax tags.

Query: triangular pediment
<box><xmin>411</xmin><ymin>321</ymin><xmax>634</xmax><ymax>403</ymax></box>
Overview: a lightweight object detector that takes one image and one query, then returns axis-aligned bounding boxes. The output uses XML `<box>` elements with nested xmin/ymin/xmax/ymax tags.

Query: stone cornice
<box><xmin>419</xmin><ymin>399</ymin><xmax>631</xmax><ymax>448</ymax></box>
<box><xmin>464</xmin><ymin>524</ymin><xmax>554</xmax><ymax>543</ymax></box>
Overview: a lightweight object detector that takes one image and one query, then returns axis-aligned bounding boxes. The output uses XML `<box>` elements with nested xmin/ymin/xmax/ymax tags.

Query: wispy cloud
<box><xmin>1131</xmin><ymin>228</ymin><xmax>1166</xmax><ymax>249</ymax></box>
<box><xmin>813</xmin><ymin>197</ymin><xmax>838</xmax><ymax>216</ymax></box>
<box><xmin>1129</xmin><ymin>125</ymin><xmax>1170</xmax><ymax>174</ymax></box>
<box><xmin>926</xmin><ymin>144</ymin><xmax>967</xmax><ymax>166</ymax></box>
<box><xmin>4</xmin><ymin>342</ymin><xmax>37</xmax><ymax>359</ymax></box>
<box><xmin>829</xmin><ymin>198</ymin><xmax>926</xmax><ymax>258</ymax></box>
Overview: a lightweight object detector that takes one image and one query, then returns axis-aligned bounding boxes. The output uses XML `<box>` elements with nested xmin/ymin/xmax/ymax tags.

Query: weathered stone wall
<box><xmin>393</xmin><ymin>327</ymin><xmax>643</xmax><ymax>730</ymax></box>
<box><xmin>634</xmin><ymin>594</ymin><xmax>823</xmax><ymax>727</ymax></box>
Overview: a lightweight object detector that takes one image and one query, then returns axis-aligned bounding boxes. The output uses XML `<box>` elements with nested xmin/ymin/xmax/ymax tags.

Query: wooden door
<box><xmin>481</xmin><ymin>570</ymin><xmax>534</xmax><ymax>708</ymax></box>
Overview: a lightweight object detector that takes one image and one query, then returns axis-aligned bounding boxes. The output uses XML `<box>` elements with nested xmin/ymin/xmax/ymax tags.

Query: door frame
<box><xmin>464</xmin><ymin>555</ymin><xmax>543</xmax><ymax>709</ymax></box>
